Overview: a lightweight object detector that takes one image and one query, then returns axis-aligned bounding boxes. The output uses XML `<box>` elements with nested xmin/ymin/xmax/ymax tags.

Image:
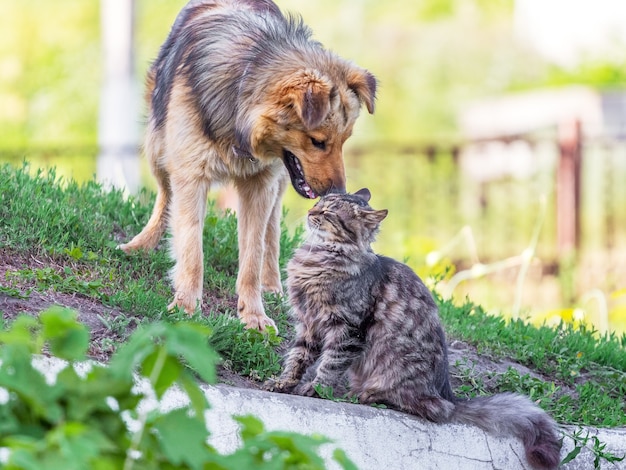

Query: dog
<box><xmin>119</xmin><ymin>0</ymin><xmax>377</xmax><ymax>331</ymax></box>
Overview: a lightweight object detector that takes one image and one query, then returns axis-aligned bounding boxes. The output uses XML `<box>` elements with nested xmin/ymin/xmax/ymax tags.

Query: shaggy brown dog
<box><xmin>119</xmin><ymin>0</ymin><xmax>376</xmax><ymax>330</ymax></box>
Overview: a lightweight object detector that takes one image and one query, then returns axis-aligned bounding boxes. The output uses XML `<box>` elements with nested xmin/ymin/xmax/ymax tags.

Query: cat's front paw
<box><xmin>263</xmin><ymin>377</ymin><xmax>299</xmax><ymax>393</ymax></box>
<box><xmin>293</xmin><ymin>381</ymin><xmax>318</xmax><ymax>397</ymax></box>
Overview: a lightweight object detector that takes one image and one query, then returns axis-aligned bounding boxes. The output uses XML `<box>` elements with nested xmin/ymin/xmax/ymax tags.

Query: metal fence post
<box><xmin>556</xmin><ymin>119</ymin><xmax>582</xmax><ymax>258</ymax></box>
<box><xmin>556</xmin><ymin>119</ymin><xmax>582</xmax><ymax>306</ymax></box>
<box><xmin>97</xmin><ymin>0</ymin><xmax>140</xmax><ymax>193</ymax></box>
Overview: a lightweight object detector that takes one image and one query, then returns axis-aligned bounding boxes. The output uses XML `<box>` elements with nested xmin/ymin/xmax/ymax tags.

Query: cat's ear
<box><xmin>373</xmin><ymin>209</ymin><xmax>388</xmax><ymax>222</ymax></box>
<box><xmin>365</xmin><ymin>209</ymin><xmax>388</xmax><ymax>226</ymax></box>
<box><xmin>354</xmin><ymin>188</ymin><xmax>371</xmax><ymax>202</ymax></box>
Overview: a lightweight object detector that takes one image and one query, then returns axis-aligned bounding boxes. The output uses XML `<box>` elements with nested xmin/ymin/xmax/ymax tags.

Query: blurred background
<box><xmin>1</xmin><ymin>0</ymin><xmax>625</xmax><ymax>334</ymax></box>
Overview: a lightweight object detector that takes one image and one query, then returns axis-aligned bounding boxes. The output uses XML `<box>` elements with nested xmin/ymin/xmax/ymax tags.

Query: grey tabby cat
<box><xmin>265</xmin><ymin>188</ymin><xmax>561</xmax><ymax>470</ymax></box>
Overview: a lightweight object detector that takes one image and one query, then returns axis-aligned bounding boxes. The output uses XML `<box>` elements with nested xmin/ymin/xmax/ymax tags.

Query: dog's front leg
<box><xmin>261</xmin><ymin>173</ymin><xmax>288</xmax><ymax>295</ymax></box>
<box><xmin>167</xmin><ymin>175</ymin><xmax>209</xmax><ymax>314</ymax></box>
<box><xmin>234</xmin><ymin>173</ymin><xmax>279</xmax><ymax>332</ymax></box>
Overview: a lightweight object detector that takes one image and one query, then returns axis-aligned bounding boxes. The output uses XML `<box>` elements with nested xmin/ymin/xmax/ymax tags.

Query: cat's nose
<box><xmin>308</xmin><ymin>207</ymin><xmax>322</xmax><ymax>216</ymax></box>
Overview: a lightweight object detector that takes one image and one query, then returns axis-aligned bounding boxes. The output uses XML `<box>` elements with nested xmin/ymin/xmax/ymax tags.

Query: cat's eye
<box><xmin>310</xmin><ymin>137</ymin><xmax>326</xmax><ymax>150</ymax></box>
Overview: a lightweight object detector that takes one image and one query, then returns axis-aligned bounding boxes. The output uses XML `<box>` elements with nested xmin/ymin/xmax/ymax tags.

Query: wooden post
<box><xmin>97</xmin><ymin>0</ymin><xmax>140</xmax><ymax>193</ymax></box>
<box><xmin>556</xmin><ymin>119</ymin><xmax>582</xmax><ymax>256</ymax></box>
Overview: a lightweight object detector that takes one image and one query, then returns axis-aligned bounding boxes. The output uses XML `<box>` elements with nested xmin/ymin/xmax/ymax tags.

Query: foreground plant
<box><xmin>0</xmin><ymin>306</ymin><xmax>354</xmax><ymax>470</ymax></box>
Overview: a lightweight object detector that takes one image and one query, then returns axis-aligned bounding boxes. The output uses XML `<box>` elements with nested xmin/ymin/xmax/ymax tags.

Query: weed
<box><xmin>493</xmin><ymin>367</ymin><xmax>559</xmax><ymax>401</ymax></box>
<box><xmin>207</xmin><ymin>314</ymin><xmax>283</xmax><ymax>381</ymax></box>
<box><xmin>313</xmin><ymin>384</ymin><xmax>359</xmax><ymax>404</ymax></box>
<box><xmin>0</xmin><ymin>285</ymin><xmax>30</xmax><ymax>299</ymax></box>
<box><xmin>561</xmin><ymin>427</ymin><xmax>625</xmax><ymax>469</ymax></box>
<box><xmin>451</xmin><ymin>358</ymin><xmax>489</xmax><ymax>398</ymax></box>
<box><xmin>312</xmin><ymin>385</ymin><xmax>388</xmax><ymax>409</ymax></box>
<box><xmin>6</xmin><ymin>266</ymin><xmax>109</xmax><ymax>300</ymax></box>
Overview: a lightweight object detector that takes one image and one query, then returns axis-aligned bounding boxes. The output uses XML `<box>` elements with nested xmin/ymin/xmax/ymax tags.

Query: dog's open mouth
<box><xmin>282</xmin><ymin>150</ymin><xmax>318</xmax><ymax>199</ymax></box>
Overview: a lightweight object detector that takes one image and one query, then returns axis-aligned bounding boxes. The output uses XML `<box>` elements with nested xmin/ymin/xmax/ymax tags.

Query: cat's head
<box><xmin>306</xmin><ymin>188</ymin><xmax>388</xmax><ymax>249</ymax></box>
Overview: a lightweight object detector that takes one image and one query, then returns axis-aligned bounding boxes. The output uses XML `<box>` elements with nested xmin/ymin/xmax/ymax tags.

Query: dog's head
<box><xmin>236</xmin><ymin>64</ymin><xmax>376</xmax><ymax>198</ymax></box>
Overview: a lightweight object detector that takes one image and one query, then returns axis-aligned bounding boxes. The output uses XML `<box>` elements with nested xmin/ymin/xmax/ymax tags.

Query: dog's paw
<box><xmin>116</xmin><ymin>242</ymin><xmax>135</xmax><ymax>254</ymax></box>
<box><xmin>117</xmin><ymin>240</ymin><xmax>154</xmax><ymax>254</ymax></box>
<box><xmin>238</xmin><ymin>297</ymin><xmax>278</xmax><ymax>333</ymax></box>
<box><xmin>117</xmin><ymin>231</ymin><xmax>161</xmax><ymax>253</ymax></box>
<box><xmin>168</xmin><ymin>293</ymin><xmax>201</xmax><ymax>316</ymax></box>
<box><xmin>242</xmin><ymin>312</ymin><xmax>278</xmax><ymax>333</ymax></box>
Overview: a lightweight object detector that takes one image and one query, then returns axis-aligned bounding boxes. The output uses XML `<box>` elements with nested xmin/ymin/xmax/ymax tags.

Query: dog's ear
<box><xmin>234</xmin><ymin>119</ymin><xmax>254</xmax><ymax>156</ymax></box>
<box><xmin>282</xmin><ymin>70</ymin><xmax>332</xmax><ymax>130</ymax></box>
<box><xmin>235</xmin><ymin>107</ymin><xmax>270</xmax><ymax>157</ymax></box>
<box><xmin>347</xmin><ymin>68</ymin><xmax>377</xmax><ymax>114</ymax></box>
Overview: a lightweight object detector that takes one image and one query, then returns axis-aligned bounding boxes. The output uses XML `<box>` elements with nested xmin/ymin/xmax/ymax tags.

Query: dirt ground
<box><xmin>0</xmin><ymin>283</ymin><xmax>554</xmax><ymax>396</ymax></box>
<box><xmin>1</xmin><ymin>246</ymin><xmax>563</xmax><ymax>395</ymax></box>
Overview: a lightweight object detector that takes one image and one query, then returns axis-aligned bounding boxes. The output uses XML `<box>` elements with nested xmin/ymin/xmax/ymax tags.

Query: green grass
<box><xmin>439</xmin><ymin>295</ymin><xmax>626</xmax><ymax>426</ymax></box>
<box><xmin>1</xmin><ymin>162</ymin><xmax>625</xmax><ymax>429</ymax></box>
<box><xmin>0</xmin><ymin>162</ymin><xmax>301</xmax><ymax>377</ymax></box>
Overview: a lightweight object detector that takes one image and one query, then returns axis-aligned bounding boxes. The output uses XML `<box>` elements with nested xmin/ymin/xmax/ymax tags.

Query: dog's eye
<box><xmin>310</xmin><ymin>138</ymin><xmax>326</xmax><ymax>151</ymax></box>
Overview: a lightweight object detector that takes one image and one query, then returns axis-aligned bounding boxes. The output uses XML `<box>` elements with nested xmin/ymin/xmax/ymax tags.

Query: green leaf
<box><xmin>40</xmin><ymin>307</ymin><xmax>89</xmax><ymax>361</ymax></box>
<box><xmin>152</xmin><ymin>407</ymin><xmax>212</xmax><ymax>469</ymax></box>
<box><xmin>0</xmin><ymin>315</ymin><xmax>41</xmax><ymax>352</ymax></box>
<box><xmin>47</xmin><ymin>422</ymin><xmax>116</xmax><ymax>464</ymax></box>
<box><xmin>64</xmin><ymin>246</ymin><xmax>83</xmax><ymax>260</ymax></box>
<box><xmin>165</xmin><ymin>322</ymin><xmax>218</xmax><ymax>385</ymax></box>
<box><xmin>333</xmin><ymin>448</ymin><xmax>358</xmax><ymax>470</ymax></box>
<box><xmin>0</xmin><ymin>285</ymin><xmax>30</xmax><ymax>299</ymax></box>
<box><xmin>233</xmin><ymin>415</ymin><xmax>265</xmax><ymax>441</ymax></box>
<box><xmin>179</xmin><ymin>370</ymin><xmax>210</xmax><ymax>419</ymax></box>
<box><xmin>0</xmin><ymin>349</ymin><xmax>63</xmax><ymax>424</ymax></box>
<box><xmin>109</xmin><ymin>323</ymin><xmax>165</xmax><ymax>379</ymax></box>
<box><xmin>264</xmin><ymin>432</ymin><xmax>329</xmax><ymax>466</ymax></box>
<box><xmin>560</xmin><ymin>445</ymin><xmax>582</xmax><ymax>465</ymax></box>
<box><xmin>6</xmin><ymin>449</ymin><xmax>43</xmax><ymax>470</ymax></box>
<box><xmin>142</xmin><ymin>347</ymin><xmax>182</xmax><ymax>399</ymax></box>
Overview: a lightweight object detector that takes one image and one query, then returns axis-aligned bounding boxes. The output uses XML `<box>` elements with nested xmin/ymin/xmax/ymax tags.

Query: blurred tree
<box><xmin>0</xmin><ymin>0</ymin><xmax>623</xmax><ymax>150</ymax></box>
<box><xmin>0</xmin><ymin>0</ymin><xmax>100</xmax><ymax>148</ymax></box>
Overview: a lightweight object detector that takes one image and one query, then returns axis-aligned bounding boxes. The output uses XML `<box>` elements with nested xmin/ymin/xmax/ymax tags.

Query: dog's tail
<box><xmin>452</xmin><ymin>393</ymin><xmax>561</xmax><ymax>469</ymax></box>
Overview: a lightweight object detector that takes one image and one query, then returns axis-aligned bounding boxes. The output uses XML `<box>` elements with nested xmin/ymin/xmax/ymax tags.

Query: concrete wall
<box><xmin>168</xmin><ymin>384</ymin><xmax>626</xmax><ymax>470</ymax></box>
<box><xmin>32</xmin><ymin>357</ymin><xmax>626</xmax><ymax>469</ymax></box>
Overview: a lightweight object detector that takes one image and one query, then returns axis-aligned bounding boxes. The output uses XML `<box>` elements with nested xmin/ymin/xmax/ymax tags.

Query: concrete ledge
<box><xmin>30</xmin><ymin>357</ymin><xmax>626</xmax><ymax>469</ymax></box>
<box><xmin>169</xmin><ymin>384</ymin><xmax>626</xmax><ymax>470</ymax></box>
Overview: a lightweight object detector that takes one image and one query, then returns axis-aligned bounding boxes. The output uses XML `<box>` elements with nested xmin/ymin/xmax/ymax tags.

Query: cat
<box><xmin>265</xmin><ymin>188</ymin><xmax>561</xmax><ymax>470</ymax></box>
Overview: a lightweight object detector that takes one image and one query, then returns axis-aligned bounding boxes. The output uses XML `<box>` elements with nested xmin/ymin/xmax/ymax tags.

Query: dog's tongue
<box><xmin>302</xmin><ymin>182</ymin><xmax>317</xmax><ymax>199</ymax></box>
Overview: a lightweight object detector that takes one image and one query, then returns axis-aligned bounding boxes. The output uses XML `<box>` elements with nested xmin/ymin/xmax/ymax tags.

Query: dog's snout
<box><xmin>323</xmin><ymin>186</ymin><xmax>346</xmax><ymax>196</ymax></box>
<box><xmin>318</xmin><ymin>180</ymin><xmax>346</xmax><ymax>197</ymax></box>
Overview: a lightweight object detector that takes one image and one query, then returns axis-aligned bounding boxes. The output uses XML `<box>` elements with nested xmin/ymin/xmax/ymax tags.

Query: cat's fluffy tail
<box><xmin>452</xmin><ymin>392</ymin><xmax>561</xmax><ymax>469</ymax></box>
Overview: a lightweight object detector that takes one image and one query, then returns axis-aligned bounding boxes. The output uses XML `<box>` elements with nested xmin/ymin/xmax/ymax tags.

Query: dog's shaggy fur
<box><xmin>119</xmin><ymin>0</ymin><xmax>377</xmax><ymax>330</ymax></box>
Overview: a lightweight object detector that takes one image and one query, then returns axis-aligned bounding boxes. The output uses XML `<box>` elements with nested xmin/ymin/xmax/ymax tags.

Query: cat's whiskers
<box><xmin>301</xmin><ymin>225</ymin><xmax>324</xmax><ymax>259</ymax></box>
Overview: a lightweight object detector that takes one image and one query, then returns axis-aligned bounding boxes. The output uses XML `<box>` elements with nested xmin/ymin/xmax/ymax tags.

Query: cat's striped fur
<box><xmin>266</xmin><ymin>188</ymin><xmax>561</xmax><ymax>470</ymax></box>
